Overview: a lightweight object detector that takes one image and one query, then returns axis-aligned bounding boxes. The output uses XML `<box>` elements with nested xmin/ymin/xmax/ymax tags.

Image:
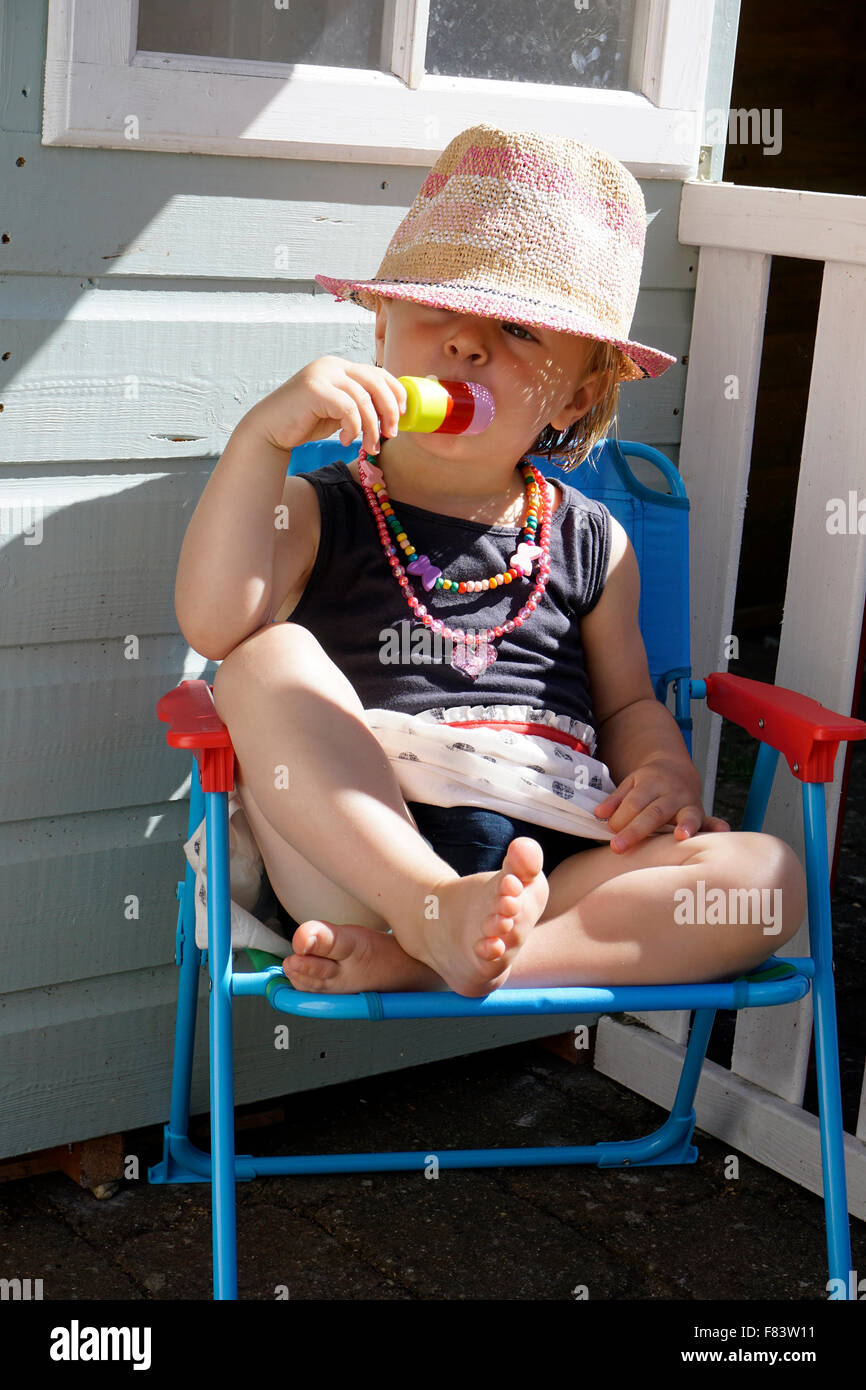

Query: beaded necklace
<box><xmin>357</xmin><ymin>447</ymin><xmax>553</xmax><ymax>679</ymax></box>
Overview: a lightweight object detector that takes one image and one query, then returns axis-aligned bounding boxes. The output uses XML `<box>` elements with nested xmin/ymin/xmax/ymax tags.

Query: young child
<box><xmin>175</xmin><ymin>124</ymin><xmax>807</xmax><ymax>1000</ymax></box>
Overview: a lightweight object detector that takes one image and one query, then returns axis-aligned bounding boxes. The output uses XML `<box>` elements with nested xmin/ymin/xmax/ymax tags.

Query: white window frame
<box><xmin>43</xmin><ymin>0</ymin><xmax>714</xmax><ymax>177</ymax></box>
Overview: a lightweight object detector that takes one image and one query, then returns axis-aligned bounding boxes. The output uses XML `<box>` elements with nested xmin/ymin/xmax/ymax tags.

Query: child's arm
<box><xmin>174</xmin><ymin>412</ymin><xmax>309</xmax><ymax>660</ymax></box>
<box><xmin>582</xmin><ymin>516</ymin><xmax>729</xmax><ymax>851</ymax></box>
<box><xmin>174</xmin><ymin>358</ymin><xmax>406</xmax><ymax>660</ymax></box>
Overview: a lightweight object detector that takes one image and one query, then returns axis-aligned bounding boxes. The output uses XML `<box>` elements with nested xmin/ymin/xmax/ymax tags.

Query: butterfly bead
<box><xmin>508</xmin><ymin>541</ymin><xmax>543</xmax><ymax>577</ymax></box>
<box><xmin>358</xmin><ymin>457</ymin><xmax>385</xmax><ymax>489</ymax></box>
<box><xmin>406</xmin><ymin>554</ymin><xmax>443</xmax><ymax>591</ymax></box>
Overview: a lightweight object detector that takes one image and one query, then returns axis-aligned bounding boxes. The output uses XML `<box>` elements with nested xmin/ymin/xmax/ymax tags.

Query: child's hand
<box><xmin>249</xmin><ymin>357</ymin><xmax>408</xmax><ymax>457</ymax></box>
<box><xmin>592</xmin><ymin>757</ymin><xmax>731</xmax><ymax>853</ymax></box>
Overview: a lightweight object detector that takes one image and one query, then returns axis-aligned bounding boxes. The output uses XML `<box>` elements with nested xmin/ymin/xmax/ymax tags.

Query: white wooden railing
<box><xmin>594</xmin><ymin>180</ymin><xmax>866</xmax><ymax>1217</ymax></box>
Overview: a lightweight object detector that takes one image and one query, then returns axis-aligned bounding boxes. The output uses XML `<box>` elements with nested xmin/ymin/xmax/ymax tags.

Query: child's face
<box><xmin>373</xmin><ymin>297</ymin><xmax>608</xmax><ymax>463</ymax></box>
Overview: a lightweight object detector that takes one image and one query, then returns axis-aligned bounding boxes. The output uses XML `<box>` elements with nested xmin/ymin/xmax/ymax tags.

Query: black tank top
<box><xmin>286</xmin><ymin>460</ymin><xmax>611</xmax><ymax>731</ymax></box>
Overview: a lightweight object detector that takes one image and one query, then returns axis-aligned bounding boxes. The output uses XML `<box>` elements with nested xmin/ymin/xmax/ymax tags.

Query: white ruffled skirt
<box><xmin>363</xmin><ymin>703</ymin><xmax>620</xmax><ymax>838</ymax></box>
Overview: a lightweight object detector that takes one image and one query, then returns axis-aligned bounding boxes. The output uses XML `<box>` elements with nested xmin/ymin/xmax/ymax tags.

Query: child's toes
<box><xmin>286</xmin><ymin>958</ymin><xmax>332</xmax><ymax>983</ymax></box>
<box><xmin>504</xmin><ymin>870</ymin><xmax>526</xmax><ymax>892</ymax></box>
<box><xmin>480</xmin><ymin>915</ymin><xmax>516</xmax><ymax>941</ymax></box>
<box><xmin>292</xmin><ymin>920</ymin><xmax>328</xmax><ymax>956</ymax></box>
<box><xmin>475</xmin><ymin>935</ymin><xmax>508</xmax><ymax>961</ymax></box>
<box><xmin>505</xmin><ymin>837</ymin><xmax>544</xmax><ymax>880</ymax></box>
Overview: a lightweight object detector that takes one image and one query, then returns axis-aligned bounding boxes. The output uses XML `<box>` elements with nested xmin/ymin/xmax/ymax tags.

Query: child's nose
<box><xmin>443</xmin><ymin>318</ymin><xmax>490</xmax><ymax>360</ymax></box>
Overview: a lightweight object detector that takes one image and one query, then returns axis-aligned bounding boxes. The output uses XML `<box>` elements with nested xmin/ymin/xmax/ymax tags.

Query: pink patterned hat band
<box><xmin>316</xmin><ymin>123</ymin><xmax>677</xmax><ymax>383</ymax></box>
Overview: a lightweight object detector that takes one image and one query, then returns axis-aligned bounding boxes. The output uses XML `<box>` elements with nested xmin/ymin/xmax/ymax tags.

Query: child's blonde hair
<box><xmin>527</xmin><ymin>339</ymin><xmax>623</xmax><ymax>474</ymax></box>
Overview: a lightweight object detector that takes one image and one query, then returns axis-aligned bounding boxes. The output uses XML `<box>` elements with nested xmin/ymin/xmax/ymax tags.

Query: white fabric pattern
<box><xmin>364</xmin><ymin>703</ymin><xmax>625</xmax><ymax>838</ymax></box>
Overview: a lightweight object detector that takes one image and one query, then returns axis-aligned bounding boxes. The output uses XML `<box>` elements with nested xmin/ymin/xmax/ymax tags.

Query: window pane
<box><xmin>426</xmin><ymin>0</ymin><xmax>635</xmax><ymax>89</ymax></box>
<box><xmin>137</xmin><ymin>0</ymin><xmax>389</xmax><ymax>72</ymax></box>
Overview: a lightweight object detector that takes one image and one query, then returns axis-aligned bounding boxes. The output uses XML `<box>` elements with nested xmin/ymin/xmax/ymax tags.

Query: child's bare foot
<box><xmin>285</xmin><ymin>836</ymin><xmax>547</xmax><ymax>997</ymax></box>
<box><xmin>284</xmin><ymin>921</ymin><xmax>445</xmax><ymax>994</ymax></box>
<box><xmin>284</xmin><ymin>836</ymin><xmax>548</xmax><ymax>997</ymax></box>
<box><xmin>414</xmin><ymin>836</ymin><xmax>547</xmax><ymax>995</ymax></box>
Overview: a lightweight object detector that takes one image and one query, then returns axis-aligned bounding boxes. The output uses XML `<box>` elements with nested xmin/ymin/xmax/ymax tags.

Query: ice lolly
<box><xmin>397</xmin><ymin>376</ymin><xmax>495</xmax><ymax>435</ymax></box>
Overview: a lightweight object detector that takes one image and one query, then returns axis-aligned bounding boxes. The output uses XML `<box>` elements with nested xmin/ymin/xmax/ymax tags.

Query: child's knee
<box><xmin>723</xmin><ymin>831</ymin><xmax>806</xmax><ymax>946</ymax></box>
<box><xmin>682</xmin><ymin>831</ymin><xmax>803</xmax><ymax>951</ymax></box>
<box><xmin>745</xmin><ymin>832</ymin><xmax>806</xmax><ymax>907</ymax></box>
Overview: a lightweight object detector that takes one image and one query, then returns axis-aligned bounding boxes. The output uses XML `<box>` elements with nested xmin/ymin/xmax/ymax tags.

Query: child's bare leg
<box><xmin>285</xmin><ymin>828</ymin><xmax>806</xmax><ymax>993</ymax></box>
<box><xmin>498</xmin><ymin>828</ymin><xmax>807</xmax><ymax>987</ymax></box>
<box><xmin>210</xmin><ymin>622</ymin><xmax>548</xmax><ymax>997</ymax></box>
<box><xmin>230</xmin><ymin>774</ymin><xmax>448</xmax><ymax>992</ymax></box>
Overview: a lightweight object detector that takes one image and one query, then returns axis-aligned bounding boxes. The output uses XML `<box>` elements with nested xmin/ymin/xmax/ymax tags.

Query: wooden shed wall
<box><xmin>1</xmin><ymin>0</ymin><xmax>704</xmax><ymax>1159</ymax></box>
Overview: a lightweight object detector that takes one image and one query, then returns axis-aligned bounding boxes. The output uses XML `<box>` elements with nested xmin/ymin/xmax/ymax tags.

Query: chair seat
<box><xmin>233</xmin><ymin>952</ymin><xmax>812</xmax><ymax>1020</ymax></box>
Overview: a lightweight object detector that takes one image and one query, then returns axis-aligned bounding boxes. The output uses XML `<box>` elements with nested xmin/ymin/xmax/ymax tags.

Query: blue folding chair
<box><xmin>149</xmin><ymin>438</ymin><xmax>866</xmax><ymax>1300</ymax></box>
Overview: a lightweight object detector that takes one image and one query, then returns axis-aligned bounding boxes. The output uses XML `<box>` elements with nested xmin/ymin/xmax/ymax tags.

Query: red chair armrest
<box><xmin>156</xmin><ymin>679</ymin><xmax>235</xmax><ymax>793</ymax></box>
<box><xmin>704</xmin><ymin>672</ymin><xmax>866</xmax><ymax>783</ymax></box>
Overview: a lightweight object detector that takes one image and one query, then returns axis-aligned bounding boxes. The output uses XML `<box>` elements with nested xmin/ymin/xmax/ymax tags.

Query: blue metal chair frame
<box><xmin>150</xmin><ymin>440</ymin><xmax>865</xmax><ymax>1300</ymax></box>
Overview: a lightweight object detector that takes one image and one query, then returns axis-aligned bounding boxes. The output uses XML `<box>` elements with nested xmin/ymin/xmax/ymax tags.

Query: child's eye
<box><xmin>502</xmin><ymin>321</ymin><xmax>536</xmax><ymax>341</ymax></box>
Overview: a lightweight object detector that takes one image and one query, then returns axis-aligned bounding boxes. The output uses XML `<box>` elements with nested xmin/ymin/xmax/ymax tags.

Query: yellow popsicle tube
<box><xmin>397</xmin><ymin>376</ymin><xmax>451</xmax><ymax>433</ymax></box>
<box><xmin>395</xmin><ymin>375</ymin><xmax>495</xmax><ymax>435</ymax></box>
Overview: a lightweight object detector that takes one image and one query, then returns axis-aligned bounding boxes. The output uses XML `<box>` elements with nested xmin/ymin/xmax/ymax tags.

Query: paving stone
<box><xmin>116</xmin><ymin>1202</ymin><xmax>408</xmax><ymax>1301</ymax></box>
<box><xmin>300</xmin><ymin>1169</ymin><xmax>661</xmax><ymax>1299</ymax></box>
<box><xmin>0</xmin><ymin>1179</ymin><xmax>142</xmax><ymax>1300</ymax></box>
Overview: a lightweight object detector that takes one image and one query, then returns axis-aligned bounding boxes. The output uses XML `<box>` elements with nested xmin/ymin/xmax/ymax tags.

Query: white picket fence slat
<box><xmin>594</xmin><ymin>179</ymin><xmax>866</xmax><ymax>1213</ymax></box>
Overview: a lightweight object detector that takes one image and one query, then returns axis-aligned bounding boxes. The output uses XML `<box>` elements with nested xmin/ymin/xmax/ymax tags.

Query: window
<box><xmin>426</xmin><ymin>0</ymin><xmax>636</xmax><ymax>90</ymax></box>
<box><xmin>136</xmin><ymin>0</ymin><xmax>636</xmax><ymax>90</ymax></box>
<box><xmin>137</xmin><ymin>0</ymin><xmax>393</xmax><ymax>74</ymax></box>
<box><xmin>44</xmin><ymin>0</ymin><xmax>714</xmax><ymax>177</ymax></box>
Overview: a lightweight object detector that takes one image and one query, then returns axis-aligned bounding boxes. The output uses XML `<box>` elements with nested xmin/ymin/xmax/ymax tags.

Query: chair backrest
<box><xmin>287</xmin><ymin>437</ymin><xmax>691</xmax><ymax>718</ymax></box>
<box><xmin>552</xmin><ymin>440</ymin><xmax>692</xmax><ymax>709</ymax></box>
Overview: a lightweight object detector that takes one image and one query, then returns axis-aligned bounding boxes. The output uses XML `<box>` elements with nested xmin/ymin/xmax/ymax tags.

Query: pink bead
<box><xmin>442</xmin><ymin>627</ymin><xmax>453</xmax><ymax>639</ymax></box>
<box><xmin>504</xmin><ymin>620</ymin><xmax>515</xmax><ymax>633</ymax></box>
<box><xmin>494</xmin><ymin>626</ymin><xmax>504</xmax><ymax>637</ymax></box>
<box><xmin>417</xmin><ymin>605</ymin><xmax>427</xmax><ymax>617</ymax></box>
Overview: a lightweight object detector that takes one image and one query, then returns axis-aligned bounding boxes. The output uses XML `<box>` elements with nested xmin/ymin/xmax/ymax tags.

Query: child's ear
<box><xmin>373</xmin><ymin>296</ymin><xmax>388</xmax><ymax>367</ymax></box>
<box><xmin>548</xmin><ymin>367</ymin><xmax>611</xmax><ymax>433</ymax></box>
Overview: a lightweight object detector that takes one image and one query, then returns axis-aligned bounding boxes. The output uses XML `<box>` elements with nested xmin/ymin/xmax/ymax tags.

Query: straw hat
<box><xmin>316</xmin><ymin>123</ymin><xmax>676</xmax><ymax>383</ymax></box>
